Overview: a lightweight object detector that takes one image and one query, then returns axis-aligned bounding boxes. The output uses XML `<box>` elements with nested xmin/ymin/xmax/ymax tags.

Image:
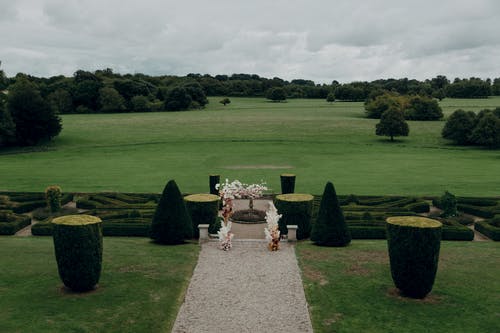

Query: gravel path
<box><xmin>172</xmin><ymin>241</ymin><xmax>313</xmax><ymax>333</ymax></box>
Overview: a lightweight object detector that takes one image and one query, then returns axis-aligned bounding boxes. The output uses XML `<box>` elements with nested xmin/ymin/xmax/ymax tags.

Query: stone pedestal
<box><xmin>287</xmin><ymin>225</ymin><xmax>298</xmax><ymax>241</ymax></box>
<box><xmin>198</xmin><ymin>224</ymin><xmax>210</xmax><ymax>243</ymax></box>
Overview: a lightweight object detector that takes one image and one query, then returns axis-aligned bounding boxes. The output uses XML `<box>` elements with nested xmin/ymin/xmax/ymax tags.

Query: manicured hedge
<box><xmin>474</xmin><ymin>220</ymin><xmax>500</xmax><ymax>241</ymax></box>
<box><xmin>184</xmin><ymin>194</ymin><xmax>220</xmax><ymax>237</ymax></box>
<box><xmin>457</xmin><ymin>204</ymin><xmax>497</xmax><ymax>218</ymax></box>
<box><xmin>275</xmin><ymin>193</ymin><xmax>314</xmax><ymax>239</ymax></box>
<box><xmin>0</xmin><ymin>211</ymin><xmax>31</xmax><ymax>235</ymax></box>
<box><xmin>349</xmin><ymin>225</ymin><xmax>386</xmax><ymax>239</ymax></box>
<box><xmin>52</xmin><ymin>215</ymin><xmax>103</xmax><ymax>291</ymax></box>
<box><xmin>75</xmin><ymin>193</ymin><xmax>156</xmax><ymax>210</ymax></box>
<box><xmin>386</xmin><ymin>216</ymin><xmax>442</xmax><ymax>299</ymax></box>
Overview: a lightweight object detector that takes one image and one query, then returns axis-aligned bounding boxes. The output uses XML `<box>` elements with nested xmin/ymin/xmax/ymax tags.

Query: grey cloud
<box><xmin>1</xmin><ymin>0</ymin><xmax>499</xmax><ymax>82</ymax></box>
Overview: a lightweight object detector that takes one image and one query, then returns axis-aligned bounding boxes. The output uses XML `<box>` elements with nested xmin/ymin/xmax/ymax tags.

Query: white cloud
<box><xmin>1</xmin><ymin>0</ymin><xmax>499</xmax><ymax>82</ymax></box>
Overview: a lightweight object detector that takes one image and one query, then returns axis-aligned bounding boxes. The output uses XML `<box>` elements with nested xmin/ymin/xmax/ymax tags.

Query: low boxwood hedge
<box><xmin>474</xmin><ymin>220</ymin><xmax>500</xmax><ymax>241</ymax></box>
<box><xmin>0</xmin><ymin>212</ymin><xmax>31</xmax><ymax>235</ymax></box>
<box><xmin>457</xmin><ymin>204</ymin><xmax>497</xmax><ymax>218</ymax></box>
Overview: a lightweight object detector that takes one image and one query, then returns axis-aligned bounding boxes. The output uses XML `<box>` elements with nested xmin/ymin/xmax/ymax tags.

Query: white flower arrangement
<box><xmin>217</xmin><ymin>220</ymin><xmax>234</xmax><ymax>251</ymax></box>
<box><xmin>264</xmin><ymin>202</ymin><xmax>282</xmax><ymax>251</ymax></box>
<box><xmin>216</xmin><ymin>179</ymin><xmax>268</xmax><ymax>211</ymax></box>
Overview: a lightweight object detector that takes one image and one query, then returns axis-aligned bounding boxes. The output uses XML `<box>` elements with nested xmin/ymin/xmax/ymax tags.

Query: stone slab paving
<box><xmin>172</xmin><ymin>241</ymin><xmax>313</xmax><ymax>333</ymax></box>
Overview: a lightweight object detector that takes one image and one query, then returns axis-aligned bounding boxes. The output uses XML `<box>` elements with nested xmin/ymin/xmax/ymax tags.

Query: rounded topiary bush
<box><xmin>52</xmin><ymin>214</ymin><xmax>103</xmax><ymax>292</ymax></box>
<box><xmin>45</xmin><ymin>185</ymin><xmax>62</xmax><ymax>213</ymax></box>
<box><xmin>185</xmin><ymin>193</ymin><xmax>220</xmax><ymax>237</ymax></box>
<box><xmin>280</xmin><ymin>174</ymin><xmax>296</xmax><ymax>194</ymax></box>
<box><xmin>386</xmin><ymin>216</ymin><xmax>442</xmax><ymax>298</ymax></box>
<box><xmin>275</xmin><ymin>193</ymin><xmax>313</xmax><ymax>239</ymax></box>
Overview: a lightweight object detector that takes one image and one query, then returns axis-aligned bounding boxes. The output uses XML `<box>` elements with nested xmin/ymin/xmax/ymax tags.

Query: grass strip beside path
<box><xmin>0</xmin><ymin>237</ymin><xmax>199</xmax><ymax>333</ymax></box>
<box><xmin>296</xmin><ymin>240</ymin><xmax>500</xmax><ymax>333</ymax></box>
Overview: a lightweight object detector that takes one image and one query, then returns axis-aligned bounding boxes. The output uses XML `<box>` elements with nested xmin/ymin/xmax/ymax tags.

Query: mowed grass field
<box><xmin>0</xmin><ymin>97</ymin><xmax>498</xmax><ymax>196</ymax></box>
<box><xmin>297</xmin><ymin>240</ymin><xmax>500</xmax><ymax>333</ymax></box>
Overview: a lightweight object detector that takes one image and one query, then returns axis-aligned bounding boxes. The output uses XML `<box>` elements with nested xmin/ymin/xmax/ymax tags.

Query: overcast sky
<box><xmin>1</xmin><ymin>0</ymin><xmax>500</xmax><ymax>83</ymax></box>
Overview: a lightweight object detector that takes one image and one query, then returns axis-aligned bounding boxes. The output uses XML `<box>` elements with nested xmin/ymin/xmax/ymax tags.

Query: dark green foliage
<box><xmin>131</xmin><ymin>95</ymin><xmax>152</xmax><ymax>112</ymax></box>
<box><xmin>326</xmin><ymin>92</ymin><xmax>335</xmax><ymax>103</ymax></box>
<box><xmin>442</xmin><ymin>109</ymin><xmax>476</xmax><ymax>145</ymax></box>
<box><xmin>219</xmin><ymin>97</ymin><xmax>231</xmax><ymax>106</ymax></box>
<box><xmin>445</xmin><ymin>78</ymin><xmax>491</xmax><ymax>98</ymax></box>
<box><xmin>280</xmin><ymin>174</ymin><xmax>296</xmax><ymax>194</ymax></box>
<box><xmin>457</xmin><ymin>197</ymin><xmax>497</xmax><ymax>206</ymax></box>
<box><xmin>469</xmin><ymin>112</ymin><xmax>500</xmax><ymax>148</ymax></box>
<box><xmin>209</xmin><ymin>174</ymin><xmax>220</xmax><ymax>195</ymax></box>
<box><xmin>98</xmin><ymin>87</ymin><xmax>126</xmax><ymax>113</ymax></box>
<box><xmin>184</xmin><ymin>194</ymin><xmax>220</xmax><ymax>237</ymax></box>
<box><xmin>0</xmin><ymin>212</ymin><xmax>31</xmax><ymax>235</ymax></box>
<box><xmin>348</xmin><ymin>225</ymin><xmax>386</xmax><ymax>239</ymax></box>
<box><xmin>311</xmin><ymin>182</ymin><xmax>351</xmax><ymax>246</ymax></box>
<box><xmin>12</xmin><ymin>200</ymin><xmax>47</xmax><ymax>213</ymax></box>
<box><xmin>365</xmin><ymin>93</ymin><xmax>402</xmax><ymax>119</ymax></box>
<box><xmin>376</xmin><ymin>107</ymin><xmax>409</xmax><ymax>141</ymax></box>
<box><xmin>404</xmin><ymin>95</ymin><xmax>443</xmax><ymax>120</ymax></box>
<box><xmin>151</xmin><ymin>180</ymin><xmax>192</xmax><ymax>244</ymax></box>
<box><xmin>274</xmin><ymin>194</ymin><xmax>313</xmax><ymax>239</ymax></box>
<box><xmin>0</xmin><ymin>95</ymin><xmax>16</xmax><ymax>146</ymax></box>
<box><xmin>7</xmin><ymin>78</ymin><xmax>62</xmax><ymax>146</ymax></box>
<box><xmin>457</xmin><ymin>204</ymin><xmax>496</xmax><ymax>218</ymax></box>
<box><xmin>266</xmin><ymin>87</ymin><xmax>287</xmax><ymax>102</ymax></box>
<box><xmin>164</xmin><ymin>87</ymin><xmax>192</xmax><ymax>111</ymax></box>
<box><xmin>474</xmin><ymin>220</ymin><xmax>500</xmax><ymax>241</ymax></box>
<box><xmin>386</xmin><ymin>217</ymin><xmax>442</xmax><ymax>298</ymax></box>
<box><xmin>45</xmin><ymin>185</ymin><xmax>62</xmax><ymax>213</ymax></box>
<box><xmin>47</xmin><ymin>89</ymin><xmax>74</xmax><ymax>114</ymax></box>
<box><xmin>440</xmin><ymin>191</ymin><xmax>457</xmax><ymax>217</ymax></box>
<box><xmin>52</xmin><ymin>215</ymin><xmax>103</xmax><ymax>291</ymax></box>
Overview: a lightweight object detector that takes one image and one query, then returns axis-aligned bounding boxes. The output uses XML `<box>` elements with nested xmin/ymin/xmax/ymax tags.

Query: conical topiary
<box><xmin>151</xmin><ymin>180</ymin><xmax>192</xmax><ymax>244</ymax></box>
<box><xmin>311</xmin><ymin>182</ymin><xmax>351</xmax><ymax>246</ymax></box>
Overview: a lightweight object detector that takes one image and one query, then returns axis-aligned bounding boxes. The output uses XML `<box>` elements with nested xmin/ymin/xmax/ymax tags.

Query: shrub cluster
<box><xmin>442</xmin><ymin>108</ymin><xmax>500</xmax><ymax>148</ymax></box>
<box><xmin>365</xmin><ymin>93</ymin><xmax>443</xmax><ymax>120</ymax></box>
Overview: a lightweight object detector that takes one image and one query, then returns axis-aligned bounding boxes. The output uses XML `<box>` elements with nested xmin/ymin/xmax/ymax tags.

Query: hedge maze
<box><xmin>1</xmin><ymin>191</ymin><xmax>498</xmax><ymax>241</ymax></box>
<box><xmin>311</xmin><ymin>195</ymin><xmax>476</xmax><ymax>241</ymax></box>
<box><xmin>32</xmin><ymin>193</ymin><xmax>158</xmax><ymax>236</ymax></box>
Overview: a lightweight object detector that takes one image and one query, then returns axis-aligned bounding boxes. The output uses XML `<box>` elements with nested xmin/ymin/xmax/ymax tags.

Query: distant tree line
<box><xmin>1</xmin><ymin>69</ymin><xmax>500</xmax><ymax>117</ymax></box>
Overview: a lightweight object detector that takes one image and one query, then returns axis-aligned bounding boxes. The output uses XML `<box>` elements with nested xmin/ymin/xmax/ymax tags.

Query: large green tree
<box><xmin>442</xmin><ymin>109</ymin><xmax>476</xmax><ymax>145</ymax></box>
<box><xmin>469</xmin><ymin>112</ymin><xmax>500</xmax><ymax>148</ymax></box>
<box><xmin>266</xmin><ymin>87</ymin><xmax>287</xmax><ymax>102</ymax></box>
<box><xmin>98</xmin><ymin>87</ymin><xmax>126</xmax><ymax>113</ymax></box>
<box><xmin>7</xmin><ymin>79</ymin><xmax>62</xmax><ymax>146</ymax></box>
<box><xmin>375</xmin><ymin>107</ymin><xmax>409</xmax><ymax>141</ymax></box>
<box><xmin>404</xmin><ymin>95</ymin><xmax>443</xmax><ymax>120</ymax></box>
<box><xmin>0</xmin><ymin>92</ymin><xmax>16</xmax><ymax>146</ymax></box>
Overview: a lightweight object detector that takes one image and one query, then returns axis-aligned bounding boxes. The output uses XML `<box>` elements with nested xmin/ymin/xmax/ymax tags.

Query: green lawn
<box><xmin>296</xmin><ymin>240</ymin><xmax>500</xmax><ymax>333</ymax></box>
<box><xmin>0</xmin><ymin>237</ymin><xmax>198</xmax><ymax>333</ymax></box>
<box><xmin>0</xmin><ymin>97</ymin><xmax>498</xmax><ymax>196</ymax></box>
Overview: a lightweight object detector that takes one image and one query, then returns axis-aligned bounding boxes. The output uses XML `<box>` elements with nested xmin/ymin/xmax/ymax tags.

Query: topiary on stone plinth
<box><xmin>275</xmin><ymin>193</ymin><xmax>313</xmax><ymax>239</ymax></box>
<box><xmin>52</xmin><ymin>215</ymin><xmax>103</xmax><ymax>292</ymax></box>
<box><xmin>311</xmin><ymin>182</ymin><xmax>351</xmax><ymax>246</ymax></box>
<box><xmin>386</xmin><ymin>216</ymin><xmax>442</xmax><ymax>299</ymax></box>
<box><xmin>151</xmin><ymin>180</ymin><xmax>192</xmax><ymax>244</ymax></box>
<box><xmin>185</xmin><ymin>193</ymin><xmax>220</xmax><ymax>238</ymax></box>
